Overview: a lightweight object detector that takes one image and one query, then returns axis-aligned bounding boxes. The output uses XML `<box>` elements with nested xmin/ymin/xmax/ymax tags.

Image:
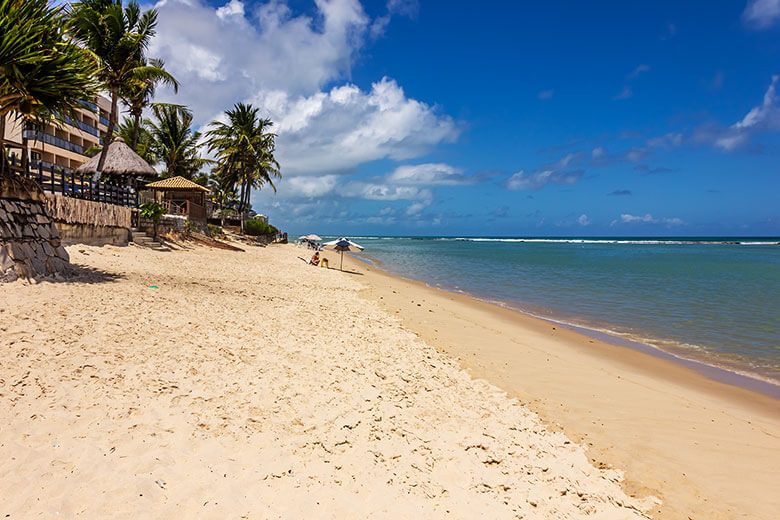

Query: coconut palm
<box><xmin>206</xmin><ymin>103</ymin><xmax>280</xmax><ymax>231</ymax></box>
<box><xmin>118</xmin><ymin>116</ymin><xmax>156</xmax><ymax>163</ymax></box>
<box><xmin>0</xmin><ymin>0</ymin><xmax>99</xmax><ymax>173</ymax></box>
<box><xmin>121</xmin><ymin>57</ymin><xmax>178</xmax><ymax>151</ymax></box>
<box><xmin>67</xmin><ymin>0</ymin><xmax>176</xmax><ymax>177</ymax></box>
<box><xmin>147</xmin><ymin>104</ymin><xmax>209</xmax><ymax>179</ymax></box>
<box><xmin>82</xmin><ymin>117</ymin><xmax>157</xmax><ymax>163</ymax></box>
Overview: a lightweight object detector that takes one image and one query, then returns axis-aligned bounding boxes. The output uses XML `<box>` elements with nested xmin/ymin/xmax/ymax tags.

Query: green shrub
<box><xmin>208</xmin><ymin>224</ymin><xmax>224</xmax><ymax>237</ymax></box>
<box><xmin>243</xmin><ymin>219</ymin><xmax>278</xmax><ymax>236</ymax></box>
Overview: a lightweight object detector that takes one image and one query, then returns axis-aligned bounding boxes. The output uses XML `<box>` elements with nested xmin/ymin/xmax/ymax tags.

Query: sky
<box><xmin>137</xmin><ymin>0</ymin><xmax>780</xmax><ymax>236</ymax></box>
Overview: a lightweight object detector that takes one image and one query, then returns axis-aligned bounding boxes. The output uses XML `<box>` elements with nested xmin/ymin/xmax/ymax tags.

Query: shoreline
<box><xmin>338</xmin><ymin>248</ymin><xmax>780</xmax><ymax>519</ymax></box>
<box><xmin>351</xmin><ymin>252</ymin><xmax>780</xmax><ymax>398</ymax></box>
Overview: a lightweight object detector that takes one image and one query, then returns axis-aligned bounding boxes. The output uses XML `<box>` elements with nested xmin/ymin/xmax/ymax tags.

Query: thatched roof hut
<box><xmin>75</xmin><ymin>137</ymin><xmax>157</xmax><ymax>179</ymax></box>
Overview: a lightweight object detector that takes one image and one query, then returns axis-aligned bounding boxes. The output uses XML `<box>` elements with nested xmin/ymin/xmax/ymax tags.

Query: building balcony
<box><xmin>59</xmin><ymin>114</ymin><xmax>100</xmax><ymax>137</ymax></box>
<box><xmin>79</xmin><ymin>99</ymin><xmax>99</xmax><ymax>112</ymax></box>
<box><xmin>22</xmin><ymin>130</ymin><xmax>84</xmax><ymax>155</ymax></box>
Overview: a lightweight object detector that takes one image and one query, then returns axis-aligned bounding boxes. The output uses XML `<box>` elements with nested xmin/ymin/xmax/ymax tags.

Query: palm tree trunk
<box><xmin>95</xmin><ymin>87</ymin><xmax>119</xmax><ymax>181</ymax></box>
<box><xmin>131</xmin><ymin>111</ymin><xmax>140</xmax><ymax>150</ymax></box>
<box><xmin>0</xmin><ymin>113</ymin><xmax>6</xmax><ymax>176</ymax></box>
<box><xmin>238</xmin><ymin>178</ymin><xmax>246</xmax><ymax>233</ymax></box>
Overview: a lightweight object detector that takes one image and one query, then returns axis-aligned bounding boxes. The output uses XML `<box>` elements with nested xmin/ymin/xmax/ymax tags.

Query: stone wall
<box><xmin>1</xmin><ymin>173</ymin><xmax>70</xmax><ymax>282</ymax></box>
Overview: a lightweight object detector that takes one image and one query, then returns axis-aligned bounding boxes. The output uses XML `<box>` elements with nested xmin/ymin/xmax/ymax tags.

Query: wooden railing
<box><xmin>160</xmin><ymin>199</ymin><xmax>206</xmax><ymax>221</ymax></box>
<box><xmin>5</xmin><ymin>153</ymin><xmax>137</xmax><ymax>208</ymax></box>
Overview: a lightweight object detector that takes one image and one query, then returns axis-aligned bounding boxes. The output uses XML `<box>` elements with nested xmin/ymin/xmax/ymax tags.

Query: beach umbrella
<box><xmin>322</xmin><ymin>237</ymin><xmax>364</xmax><ymax>270</ymax></box>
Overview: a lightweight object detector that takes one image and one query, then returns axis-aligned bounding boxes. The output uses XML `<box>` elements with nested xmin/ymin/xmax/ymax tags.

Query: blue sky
<box><xmin>142</xmin><ymin>0</ymin><xmax>780</xmax><ymax>235</ymax></box>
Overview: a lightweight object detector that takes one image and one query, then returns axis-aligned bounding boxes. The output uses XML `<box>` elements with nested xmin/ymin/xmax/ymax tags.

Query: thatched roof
<box><xmin>75</xmin><ymin>137</ymin><xmax>157</xmax><ymax>177</ymax></box>
<box><xmin>144</xmin><ymin>176</ymin><xmax>210</xmax><ymax>192</ymax></box>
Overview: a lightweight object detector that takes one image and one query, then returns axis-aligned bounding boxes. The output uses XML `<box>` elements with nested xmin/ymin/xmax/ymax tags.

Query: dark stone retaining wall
<box><xmin>1</xmin><ymin>174</ymin><xmax>69</xmax><ymax>282</ymax></box>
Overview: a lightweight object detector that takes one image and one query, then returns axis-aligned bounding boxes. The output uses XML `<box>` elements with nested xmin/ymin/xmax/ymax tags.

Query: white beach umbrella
<box><xmin>322</xmin><ymin>237</ymin><xmax>365</xmax><ymax>271</ymax></box>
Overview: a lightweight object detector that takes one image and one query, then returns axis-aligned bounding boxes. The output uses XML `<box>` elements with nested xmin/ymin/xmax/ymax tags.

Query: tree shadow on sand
<box><xmin>31</xmin><ymin>263</ymin><xmax>125</xmax><ymax>285</ymax></box>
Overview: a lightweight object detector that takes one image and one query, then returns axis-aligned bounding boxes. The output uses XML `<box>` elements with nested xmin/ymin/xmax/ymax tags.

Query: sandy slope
<box><xmin>0</xmin><ymin>243</ymin><xmax>653</xmax><ymax>519</ymax></box>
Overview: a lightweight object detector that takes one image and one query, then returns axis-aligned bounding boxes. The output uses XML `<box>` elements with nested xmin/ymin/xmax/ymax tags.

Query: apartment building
<box><xmin>5</xmin><ymin>94</ymin><xmax>112</xmax><ymax>172</ymax></box>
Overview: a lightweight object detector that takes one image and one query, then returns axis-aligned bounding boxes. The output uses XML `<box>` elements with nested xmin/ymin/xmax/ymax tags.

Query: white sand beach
<box><xmin>2</xmin><ymin>242</ymin><xmax>779</xmax><ymax>519</ymax></box>
<box><xmin>0</xmin><ymin>242</ymin><xmax>656</xmax><ymax>519</ymax></box>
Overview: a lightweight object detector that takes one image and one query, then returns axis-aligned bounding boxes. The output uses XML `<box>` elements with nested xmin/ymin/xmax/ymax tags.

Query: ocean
<box><xmin>323</xmin><ymin>236</ymin><xmax>780</xmax><ymax>387</ymax></box>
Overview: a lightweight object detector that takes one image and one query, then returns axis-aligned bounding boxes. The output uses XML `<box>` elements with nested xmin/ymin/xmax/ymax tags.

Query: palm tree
<box><xmin>121</xmin><ymin>56</ymin><xmax>178</xmax><ymax>151</ymax></box>
<box><xmin>207</xmin><ymin>174</ymin><xmax>239</xmax><ymax>226</ymax></box>
<box><xmin>67</xmin><ymin>0</ymin><xmax>175</xmax><ymax>177</ymax></box>
<box><xmin>147</xmin><ymin>104</ymin><xmax>209</xmax><ymax>179</ymax></box>
<box><xmin>118</xmin><ymin>116</ymin><xmax>156</xmax><ymax>163</ymax></box>
<box><xmin>82</xmin><ymin>117</ymin><xmax>157</xmax><ymax>163</ymax></box>
<box><xmin>0</xmin><ymin>0</ymin><xmax>99</xmax><ymax>174</ymax></box>
<box><xmin>206</xmin><ymin>103</ymin><xmax>280</xmax><ymax>231</ymax></box>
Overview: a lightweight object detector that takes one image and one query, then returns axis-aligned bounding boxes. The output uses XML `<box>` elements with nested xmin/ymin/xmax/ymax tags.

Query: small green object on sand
<box><xmin>149</xmin><ymin>285</ymin><xmax>159</xmax><ymax>289</ymax></box>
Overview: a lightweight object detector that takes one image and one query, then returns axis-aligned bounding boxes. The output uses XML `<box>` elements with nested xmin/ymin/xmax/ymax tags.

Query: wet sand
<box><xmin>337</xmin><ymin>250</ymin><xmax>780</xmax><ymax>520</ymax></box>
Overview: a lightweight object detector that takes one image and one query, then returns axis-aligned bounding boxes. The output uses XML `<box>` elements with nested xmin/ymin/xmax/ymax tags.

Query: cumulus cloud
<box><xmin>577</xmin><ymin>214</ymin><xmax>591</xmax><ymax>226</ymax></box>
<box><xmin>147</xmin><ymin>0</ymin><xmax>458</xmax><ymax>178</ymax></box>
<box><xmin>284</xmin><ymin>175</ymin><xmax>340</xmax><ymax>197</ymax></box>
<box><xmin>743</xmin><ymin>0</ymin><xmax>780</xmax><ymax>29</ymax></box>
<box><xmin>254</xmin><ymin>79</ymin><xmax>459</xmax><ymax>175</ymax></box>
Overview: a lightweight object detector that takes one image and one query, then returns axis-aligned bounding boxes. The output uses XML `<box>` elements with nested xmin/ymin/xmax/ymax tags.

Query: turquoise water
<box><xmin>329</xmin><ymin>236</ymin><xmax>780</xmax><ymax>384</ymax></box>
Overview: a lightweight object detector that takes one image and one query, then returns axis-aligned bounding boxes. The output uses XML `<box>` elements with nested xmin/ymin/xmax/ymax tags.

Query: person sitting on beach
<box><xmin>309</xmin><ymin>251</ymin><xmax>320</xmax><ymax>266</ymax></box>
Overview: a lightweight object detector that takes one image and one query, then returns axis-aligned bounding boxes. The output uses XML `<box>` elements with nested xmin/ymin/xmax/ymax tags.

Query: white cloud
<box><xmin>743</xmin><ymin>0</ymin><xmax>780</xmax><ymax>29</ymax></box>
<box><xmin>341</xmin><ymin>181</ymin><xmax>432</xmax><ymax>202</ymax></box>
<box><xmin>627</xmin><ymin>64</ymin><xmax>650</xmax><ymax>80</ymax></box>
<box><xmin>284</xmin><ymin>175</ymin><xmax>339</xmax><ymax>197</ymax></box>
<box><xmin>146</xmin><ymin>0</ymin><xmax>461</xmax><ymax>210</ymax></box>
<box><xmin>578</xmin><ymin>214</ymin><xmax>591</xmax><ymax>226</ymax></box>
<box><xmin>216</xmin><ymin>0</ymin><xmax>244</xmax><ymax>19</ymax></box>
<box><xmin>255</xmin><ymin>78</ymin><xmax>459</xmax><ymax>175</ymax></box>
<box><xmin>617</xmin><ymin>213</ymin><xmax>684</xmax><ymax>225</ymax></box>
<box><xmin>503</xmin><ymin>168</ymin><xmax>583</xmax><ymax>190</ymax></box>
<box><xmin>733</xmin><ymin>75</ymin><xmax>780</xmax><ymax>130</ymax></box>
<box><xmin>613</xmin><ymin>86</ymin><xmax>633</xmax><ymax>100</ymax></box>
<box><xmin>696</xmin><ymin>75</ymin><xmax>780</xmax><ymax>151</ymax></box>
<box><xmin>647</xmin><ymin>132</ymin><xmax>683</xmax><ymax>148</ymax></box>
<box><xmin>386</xmin><ymin>163</ymin><xmax>474</xmax><ymax>186</ymax></box>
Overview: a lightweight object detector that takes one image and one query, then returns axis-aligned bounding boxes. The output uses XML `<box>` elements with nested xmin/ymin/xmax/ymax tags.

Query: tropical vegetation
<box><xmin>147</xmin><ymin>104</ymin><xmax>209</xmax><ymax>179</ymax></box>
<box><xmin>2</xmin><ymin>0</ymin><xmax>281</xmax><ymax>235</ymax></box>
<box><xmin>0</xmin><ymin>0</ymin><xmax>99</xmax><ymax>173</ymax></box>
<box><xmin>206</xmin><ymin>103</ymin><xmax>280</xmax><ymax>231</ymax></box>
<box><xmin>243</xmin><ymin>218</ymin><xmax>278</xmax><ymax>237</ymax></box>
<box><xmin>139</xmin><ymin>200</ymin><xmax>164</xmax><ymax>240</ymax></box>
<box><xmin>67</xmin><ymin>0</ymin><xmax>176</xmax><ymax>175</ymax></box>
<box><xmin>120</xmin><ymin>56</ymin><xmax>177</xmax><ymax>150</ymax></box>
